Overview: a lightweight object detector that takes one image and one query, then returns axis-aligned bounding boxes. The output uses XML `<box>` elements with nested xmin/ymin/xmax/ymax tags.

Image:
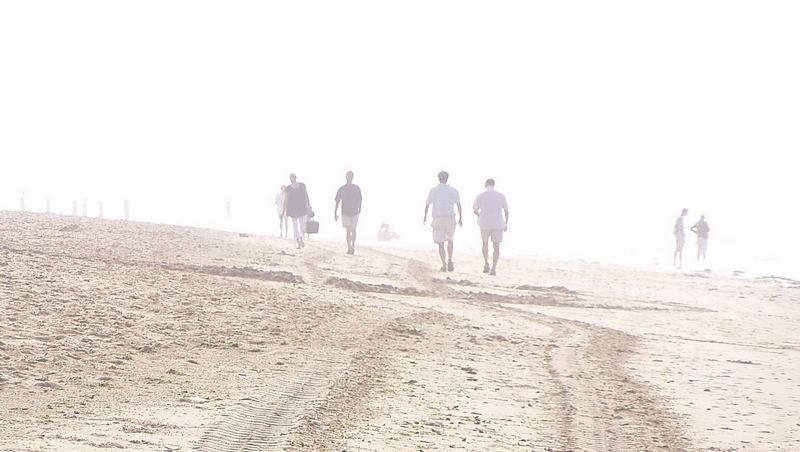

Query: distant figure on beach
<box><xmin>275</xmin><ymin>185</ymin><xmax>288</xmax><ymax>238</ymax></box>
<box><xmin>377</xmin><ymin>224</ymin><xmax>400</xmax><ymax>242</ymax></box>
<box><xmin>283</xmin><ymin>173</ymin><xmax>312</xmax><ymax>249</ymax></box>
<box><xmin>691</xmin><ymin>215</ymin><xmax>711</xmax><ymax>262</ymax></box>
<box><xmin>673</xmin><ymin>208</ymin><xmax>688</xmax><ymax>268</ymax></box>
<box><xmin>424</xmin><ymin>171</ymin><xmax>462</xmax><ymax>272</ymax></box>
<box><xmin>473</xmin><ymin>178</ymin><xmax>509</xmax><ymax>276</ymax></box>
<box><xmin>334</xmin><ymin>171</ymin><xmax>363</xmax><ymax>255</ymax></box>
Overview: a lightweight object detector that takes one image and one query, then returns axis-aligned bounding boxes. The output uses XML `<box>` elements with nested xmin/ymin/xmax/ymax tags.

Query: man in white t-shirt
<box><xmin>275</xmin><ymin>185</ymin><xmax>288</xmax><ymax>238</ymax></box>
<box><xmin>424</xmin><ymin>171</ymin><xmax>463</xmax><ymax>272</ymax></box>
<box><xmin>673</xmin><ymin>208</ymin><xmax>688</xmax><ymax>268</ymax></box>
<box><xmin>473</xmin><ymin>178</ymin><xmax>509</xmax><ymax>275</ymax></box>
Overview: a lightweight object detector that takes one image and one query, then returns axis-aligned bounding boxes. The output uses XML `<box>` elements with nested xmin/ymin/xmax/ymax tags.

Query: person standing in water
<box><xmin>673</xmin><ymin>208</ymin><xmax>688</xmax><ymax>268</ymax></box>
<box><xmin>334</xmin><ymin>171</ymin><xmax>363</xmax><ymax>255</ymax></box>
<box><xmin>283</xmin><ymin>173</ymin><xmax>312</xmax><ymax>249</ymax></box>
<box><xmin>691</xmin><ymin>215</ymin><xmax>711</xmax><ymax>263</ymax></box>
<box><xmin>424</xmin><ymin>170</ymin><xmax>462</xmax><ymax>272</ymax></box>
<box><xmin>275</xmin><ymin>185</ymin><xmax>288</xmax><ymax>237</ymax></box>
<box><xmin>473</xmin><ymin>178</ymin><xmax>509</xmax><ymax>276</ymax></box>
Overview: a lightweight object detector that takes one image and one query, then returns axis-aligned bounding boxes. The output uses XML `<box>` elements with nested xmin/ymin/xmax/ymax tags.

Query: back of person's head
<box><xmin>701</xmin><ymin>215</ymin><xmax>705</xmax><ymax>220</ymax></box>
<box><xmin>438</xmin><ymin>171</ymin><xmax>449</xmax><ymax>183</ymax></box>
<box><xmin>281</xmin><ymin>185</ymin><xmax>287</xmax><ymax>191</ymax></box>
<box><xmin>485</xmin><ymin>178</ymin><xmax>495</xmax><ymax>187</ymax></box>
<box><xmin>681</xmin><ymin>208</ymin><xmax>688</xmax><ymax>215</ymax></box>
<box><xmin>346</xmin><ymin>171</ymin><xmax>354</xmax><ymax>182</ymax></box>
<box><xmin>290</xmin><ymin>173</ymin><xmax>297</xmax><ymax>182</ymax></box>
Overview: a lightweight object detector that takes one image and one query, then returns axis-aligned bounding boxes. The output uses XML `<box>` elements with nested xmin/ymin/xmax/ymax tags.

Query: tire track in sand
<box><xmin>490</xmin><ymin>308</ymin><xmax>690</xmax><ymax>451</ymax></box>
<box><xmin>195</xmin><ymin>359</ymin><xmax>345</xmax><ymax>452</ymax></box>
<box><xmin>194</xmin><ymin>245</ymin><xmax>360</xmax><ymax>452</ymax></box>
<box><xmin>393</xmin><ymin>249</ymin><xmax>689</xmax><ymax>451</ymax></box>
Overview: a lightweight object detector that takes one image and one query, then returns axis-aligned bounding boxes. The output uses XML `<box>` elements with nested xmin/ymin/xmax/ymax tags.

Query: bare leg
<box><xmin>437</xmin><ymin>243</ymin><xmax>447</xmax><ymax>270</ymax></box>
<box><xmin>492</xmin><ymin>242</ymin><xmax>500</xmax><ymax>273</ymax></box>
<box><xmin>447</xmin><ymin>240</ymin><xmax>454</xmax><ymax>271</ymax></box>
<box><xmin>482</xmin><ymin>242</ymin><xmax>490</xmax><ymax>267</ymax></box>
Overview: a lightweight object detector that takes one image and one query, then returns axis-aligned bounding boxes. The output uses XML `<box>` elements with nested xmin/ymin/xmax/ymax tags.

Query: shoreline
<box><xmin>3</xmin><ymin>209</ymin><xmax>797</xmax><ymax>288</ymax></box>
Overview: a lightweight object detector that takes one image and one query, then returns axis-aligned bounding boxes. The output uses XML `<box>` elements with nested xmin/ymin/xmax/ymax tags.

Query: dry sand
<box><xmin>0</xmin><ymin>211</ymin><xmax>798</xmax><ymax>451</ymax></box>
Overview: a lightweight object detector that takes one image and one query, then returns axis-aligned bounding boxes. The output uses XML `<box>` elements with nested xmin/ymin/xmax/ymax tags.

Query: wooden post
<box><xmin>98</xmin><ymin>201</ymin><xmax>103</xmax><ymax>219</ymax></box>
<box><xmin>72</xmin><ymin>200</ymin><xmax>77</xmax><ymax>216</ymax></box>
<box><xmin>123</xmin><ymin>200</ymin><xmax>129</xmax><ymax>221</ymax></box>
<box><xmin>20</xmin><ymin>193</ymin><xmax>25</xmax><ymax>212</ymax></box>
<box><xmin>226</xmin><ymin>200</ymin><xmax>231</xmax><ymax>217</ymax></box>
<box><xmin>46</xmin><ymin>199</ymin><xmax>51</xmax><ymax>214</ymax></box>
<box><xmin>81</xmin><ymin>199</ymin><xmax>87</xmax><ymax>217</ymax></box>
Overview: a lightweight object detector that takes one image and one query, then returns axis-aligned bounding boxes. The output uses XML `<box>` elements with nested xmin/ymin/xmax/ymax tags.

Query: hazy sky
<box><xmin>1</xmin><ymin>2</ymin><xmax>798</xmax><ymax>275</ymax></box>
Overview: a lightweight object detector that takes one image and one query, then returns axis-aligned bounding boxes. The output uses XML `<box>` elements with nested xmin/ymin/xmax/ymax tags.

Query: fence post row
<box><xmin>16</xmin><ymin>197</ymin><xmax>133</xmax><ymax>221</ymax></box>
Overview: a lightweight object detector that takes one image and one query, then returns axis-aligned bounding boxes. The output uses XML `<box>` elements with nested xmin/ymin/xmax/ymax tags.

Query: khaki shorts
<box><xmin>698</xmin><ymin>237</ymin><xmax>708</xmax><ymax>253</ymax></box>
<box><xmin>481</xmin><ymin>229</ymin><xmax>504</xmax><ymax>243</ymax></box>
<box><xmin>341</xmin><ymin>214</ymin><xmax>359</xmax><ymax>229</ymax></box>
<box><xmin>432</xmin><ymin>216</ymin><xmax>456</xmax><ymax>243</ymax></box>
<box><xmin>675</xmin><ymin>234</ymin><xmax>685</xmax><ymax>249</ymax></box>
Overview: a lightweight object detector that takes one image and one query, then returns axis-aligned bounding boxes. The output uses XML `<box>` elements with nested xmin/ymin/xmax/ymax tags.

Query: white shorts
<box><xmin>432</xmin><ymin>216</ymin><xmax>456</xmax><ymax>243</ymax></box>
<box><xmin>341</xmin><ymin>214</ymin><xmax>359</xmax><ymax>229</ymax></box>
<box><xmin>481</xmin><ymin>229</ymin><xmax>504</xmax><ymax>243</ymax></box>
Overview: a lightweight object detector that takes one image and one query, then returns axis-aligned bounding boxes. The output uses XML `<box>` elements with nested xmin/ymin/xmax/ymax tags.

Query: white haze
<box><xmin>1</xmin><ymin>1</ymin><xmax>798</xmax><ymax>278</ymax></box>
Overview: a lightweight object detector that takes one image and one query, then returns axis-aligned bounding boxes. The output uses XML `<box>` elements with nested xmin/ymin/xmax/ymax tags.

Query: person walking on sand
<box><xmin>673</xmin><ymin>208</ymin><xmax>688</xmax><ymax>268</ymax></box>
<box><xmin>424</xmin><ymin>171</ymin><xmax>462</xmax><ymax>272</ymax></box>
<box><xmin>275</xmin><ymin>185</ymin><xmax>288</xmax><ymax>238</ymax></box>
<box><xmin>283</xmin><ymin>173</ymin><xmax>312</xmax><ymax>249</ymax></box>
<box><xmin>334</xmin><ymin>171</ymin><xmax>363</xmax><ymax>255</ymax></box>
<box><xmin>473</xmin><ymin>178</ymin><xmax>509</xmax><ymax>276</ymax></box>
<box><xmin>691</xmin><ymin>215</ymin><xmax>711</xmax><ymax>263</ymax></box>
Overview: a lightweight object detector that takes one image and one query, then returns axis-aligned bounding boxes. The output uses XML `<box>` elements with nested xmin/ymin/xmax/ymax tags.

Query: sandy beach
<box><xmin>1</xmin><ymin>211</ymin><xmax>798</xmax><ymax>451</ymax></box>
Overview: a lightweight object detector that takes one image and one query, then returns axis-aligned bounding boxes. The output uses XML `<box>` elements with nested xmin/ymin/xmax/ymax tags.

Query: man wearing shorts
<box><xmin>473</xmin><ymin>178</ymin><xmax>509</xmax><ymax>276</ymax></box>
<box><xmin>424</xmin><ymin>171</ymin><xmax>462</xmax><ymax>272</ymax></box>
<box><xmin>334</xmin><ymin>171</ymin><xmax>363</xmax><ymax>255</ymax></box>
<box><xmin>691</xmin><ymin>215</ymin><xmax>710</xmax><ymax>263</ymax></box>
<box><xmin>673</xmin><ymin>208</ymin><xmax>688</xmax><ymax>268</ymax></box>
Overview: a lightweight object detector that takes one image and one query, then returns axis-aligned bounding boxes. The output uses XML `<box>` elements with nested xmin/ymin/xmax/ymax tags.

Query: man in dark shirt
<box><xmin>691</xmin><ymin>215</ymin><xmax>711</xmax><ymax>262</ymax></box>
<box><xmin>283</xmin><ymin>173</ymin><xmax>311</xmax><ymax>249</ymax></box>
<box><xmin>334</xmin><ymin>171</ymin><xmax>362</xmax><ymax>255</ymax></box>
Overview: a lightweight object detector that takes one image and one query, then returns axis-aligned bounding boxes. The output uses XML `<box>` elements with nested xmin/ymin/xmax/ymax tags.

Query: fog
<box><xmin>1</xmin><ymin>1</ymin><xmax>798</xmax><ymax>278</ymax></box>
